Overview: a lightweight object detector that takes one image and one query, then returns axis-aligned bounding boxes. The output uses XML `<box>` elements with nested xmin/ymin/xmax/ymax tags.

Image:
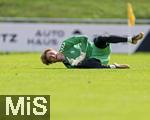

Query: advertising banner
<box><xmin>0</xmin><ymin>23</ymin><xmax>149</xmax><ymax>53</ymax></box>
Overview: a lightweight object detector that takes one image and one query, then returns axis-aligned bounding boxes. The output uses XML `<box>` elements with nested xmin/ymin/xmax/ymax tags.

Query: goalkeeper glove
<box><xmin>67</xmin><ymin>52</ymin><xmax>86</xmax><ymax>66</ymax></box>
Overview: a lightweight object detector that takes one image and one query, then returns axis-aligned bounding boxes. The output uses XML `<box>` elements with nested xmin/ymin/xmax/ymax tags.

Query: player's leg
<box><xmin>76</xmin><ymin>58</ymin><xmax>110</xmax><ymax>68</ymax></box>
<box><xmin>94</xmin><ymin>32</ymin><xmax>144</xmax><ymax>48</ymax></box>
<box><xmin>76</xmin><ymin>58</ymin><xmax>129</xmax><ymax>69</ymax></box>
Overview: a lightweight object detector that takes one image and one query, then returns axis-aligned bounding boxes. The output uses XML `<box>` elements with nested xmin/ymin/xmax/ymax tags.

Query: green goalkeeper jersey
<box><xmin>59</xmin><ymin>35</ymin><xmax>111</xmax><ymax>68</ymax></box>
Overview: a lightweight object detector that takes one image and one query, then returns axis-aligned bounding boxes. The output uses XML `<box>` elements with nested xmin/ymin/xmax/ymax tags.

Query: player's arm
<box><xmin>66</xmin><ymin>52</ymin><xmax>86</xmax><ymax>66</ymax></box>
<box><xmin>59</xmin><ymin>36</ymin><xmax>89</xmax><ymax>66</ymax></box>
<box><xmin>59</xmin><ymin>35</ymin><xmax>88</xmax><ymax>53</ymax></box>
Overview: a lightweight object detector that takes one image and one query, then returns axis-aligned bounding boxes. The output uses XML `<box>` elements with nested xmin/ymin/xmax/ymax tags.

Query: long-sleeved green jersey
<box><xmin>59</xmin><ymin>35</ymin><xmax>111</xmax><ymax>68</ymax></box>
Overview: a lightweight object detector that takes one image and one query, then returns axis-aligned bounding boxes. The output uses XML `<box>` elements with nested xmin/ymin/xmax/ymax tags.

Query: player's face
<box><xmin>46</xmin><ymin>50</ymin><xmax>58</xmax><ymax>63</ymax></box>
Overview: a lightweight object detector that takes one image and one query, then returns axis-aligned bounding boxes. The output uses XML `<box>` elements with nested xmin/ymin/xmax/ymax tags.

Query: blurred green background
<box><xmin>0</xmin><ymin>0</ymin><xmax>149</xmax><ymax>18</ymax></box>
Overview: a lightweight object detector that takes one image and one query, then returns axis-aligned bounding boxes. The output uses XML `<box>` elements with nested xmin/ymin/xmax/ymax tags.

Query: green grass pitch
<box><xmin>0</xmin><ymin>53</ymin><xmax>150</xmax><ymax>120</ymax></box>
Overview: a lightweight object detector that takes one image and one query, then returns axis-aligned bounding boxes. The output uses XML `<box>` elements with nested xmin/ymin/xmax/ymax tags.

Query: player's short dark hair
<box><xmin>41</xmin><ymin>49</ymin><xmax>53</xmax><ymax>65</ymax></box>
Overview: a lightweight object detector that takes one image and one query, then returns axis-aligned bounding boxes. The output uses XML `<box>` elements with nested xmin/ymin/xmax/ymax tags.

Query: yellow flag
<box><xmin>127</xmin><ymin>3</ymin><xmax>135</xmax><ymax>27</ymax></box>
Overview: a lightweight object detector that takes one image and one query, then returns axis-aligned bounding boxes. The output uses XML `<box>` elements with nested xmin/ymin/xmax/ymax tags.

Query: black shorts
<box><xmin>76</xmin><ymin>58</ymin><xmax>110</xmax><ymax>69</ymax></box>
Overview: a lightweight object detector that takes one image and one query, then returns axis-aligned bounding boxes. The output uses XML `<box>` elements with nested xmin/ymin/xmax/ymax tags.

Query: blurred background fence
<box><xmin>0</xmin><ymin>17</ymin><xmax>150</xmax><ymax>24</ymax></box>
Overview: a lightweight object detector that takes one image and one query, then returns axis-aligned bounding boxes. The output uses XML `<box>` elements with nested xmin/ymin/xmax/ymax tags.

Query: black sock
<box><xmin>96</xmin><ymin>35</ymin><xmax>128</xmax><ymax>43</ymax></box>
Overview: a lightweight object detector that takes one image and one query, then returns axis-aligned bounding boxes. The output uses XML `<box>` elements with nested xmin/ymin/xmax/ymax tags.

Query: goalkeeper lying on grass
<box><xmin>41</xmin><ymin>32</ymin><xmax>144</xmax><ymax>69</ymax></box>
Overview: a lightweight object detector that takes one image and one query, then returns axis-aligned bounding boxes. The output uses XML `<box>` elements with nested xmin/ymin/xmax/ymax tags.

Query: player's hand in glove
<box><xmin>67</xmin><ymin>52</ymin><xmax>86</xmax><ymax>66</ymax></box>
